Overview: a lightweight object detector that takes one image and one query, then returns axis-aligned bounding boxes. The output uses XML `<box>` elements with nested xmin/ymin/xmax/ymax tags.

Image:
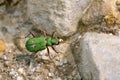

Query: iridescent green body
<box><xmin>25</xmin><ymin>36</ymin><xmax>59</xmax><ymax>52</ymax></box>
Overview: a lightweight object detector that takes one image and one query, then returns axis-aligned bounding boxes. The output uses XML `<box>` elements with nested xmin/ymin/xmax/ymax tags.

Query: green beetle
<box><xmin>25</xmin><ymin>31</ymin><xmax>63</xmax><ymax>57</ymax></box>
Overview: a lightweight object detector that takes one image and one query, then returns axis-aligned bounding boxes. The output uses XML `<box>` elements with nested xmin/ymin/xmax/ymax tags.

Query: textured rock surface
<box><xmin>0</xmin><ymin>0</ymin><xmax>120</xmax><ymax>79</ymax></box>
<box><xmin>81</xmin><ymin>0</ymin><xmax>119</xmax><ymax>25</ymax></box>
<box><xmin>72</xmin><ymin>32</ymin><xmax>120</xmax><ymax>80</ymax></box>
<box><xmin>27</xmin><ymin>0</ymin><xmax>91</xmax><ymax>36</ymax></box>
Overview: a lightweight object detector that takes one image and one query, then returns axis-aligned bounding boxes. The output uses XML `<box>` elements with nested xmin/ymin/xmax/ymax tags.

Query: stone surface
<box><xmin>0</xmin><ymin>0</ymin><xmax>120</xmax><ymax>79</ymax></box>
<box><xmin>27</xmin><ymin>0</ymin><xmax>91</xmax><ymax>36</ymax></box>
<box><xmin>116</xmin><ymin>0</ymin><xmax>120</xmax><ymax>11</ymax></box>
<box><xmin>72</xmin><ymin>32</ymin><xmax>120</xmax><ymax>80</ymax></box>
<box><xmin>81</xmin><ymin>0</ymin><xmax>119</xmax><ymax>25</ymax></box>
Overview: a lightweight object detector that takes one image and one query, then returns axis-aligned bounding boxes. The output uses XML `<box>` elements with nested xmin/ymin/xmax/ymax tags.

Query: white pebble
<box><xmin>17</xmin><ymin>76</ymin><xmax>24</xmax><ymax>80</ymax></box>
<box><xmin>18</xmin><ymin>68</ymin><xmax>25</xmax><ymax>75</ymax></box>
<box><xmin>3</xmin><ymin>55</ymin><xmax>7</xmax><ymax>60</ymax></box>
<box><xmin>75</xmin><ymin>46</ymin><xmax>78</xmax><ymax>48</ymax></box>
<box><xmin>41</xmin><ymin>55</ymin><xmax>49</xmax><ymax>60</ymax></box>
<box><xmin>9</xmin><ymin>69</ymin><xmax>18</xmax><ymax>77</ymax></box>
<box><xmin>109</xmin><ymin>33</ymin><xmax>113</xmax><ymax>35</ymax></box>
<box><xmin>48</xmin><ymin>73</ymin><xmax>53</xmax><ymax>77</ymax></box>
<box><xmin>53</xmin><ymin>77</ymin><xmax>62</xmax><ymax>80</ymax></box>
<box><xmin>78</xmin><ymin>35</ymin><xmax>81</xmax><ymax>39</ymax></box>
<box><xmin>0</xmin><ymin>75</ymin><xmax>2</xmax><ymax>79</ymax></box>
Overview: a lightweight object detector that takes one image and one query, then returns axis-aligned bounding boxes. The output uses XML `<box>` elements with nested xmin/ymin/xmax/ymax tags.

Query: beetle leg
<box><xmin>25</xmin><ymin>31</ymin><xmax>35</xmax><ymax>38</ymax></box>
<box><xmin>25</xmin><ymin>33</ymin><xmax>31</xmax><ymax>38</ymax></box>
<box><xmin>51</xmin><ymin>46</ymin><xmax>59</xmax><ymax>53</ymax></box>
<box><xmin>40</xmin><ymin>30</ymin><xmax>47</xmax><ymax>37</ymax></box>
<box><xmin>30</xmin><ymin>32</ymin><xmax>36</xmax><ymax>37</ymax></box>
<box><xmin>43</xmin><ymin>31</ymin><xmax>47</xmax><ymax>37</ymax></box>
<box><xmin>52</xmin><ymin>32</ymin><xmax>55</xmax><ymax>37</ymax></box>
<box><xmin>47</xmin><ymin>47</ymin><xmax>52</xmax><ymax>59</ymax></box>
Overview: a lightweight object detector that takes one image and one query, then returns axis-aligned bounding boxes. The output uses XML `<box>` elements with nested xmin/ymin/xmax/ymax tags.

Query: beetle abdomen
<box><xmin>25</xmin><ymin>37</ymin><xmax>47</xmax><ymax>52</ymax></box>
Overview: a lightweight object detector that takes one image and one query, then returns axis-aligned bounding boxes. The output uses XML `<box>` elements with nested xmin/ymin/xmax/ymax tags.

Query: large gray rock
<box><xmin>72</xmin><ymin>32</ymin><xmax>120</xmax><ymax>80</ymax></box>
<box><xmin>27</xmin><ymin>0</ymin><xmax>91</xmax><ymax>36</ymax></box>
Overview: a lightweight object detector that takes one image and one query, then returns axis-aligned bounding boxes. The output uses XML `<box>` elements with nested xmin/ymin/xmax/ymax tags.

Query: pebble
<box><xmin>0</xmin><ymin>39</ymin><xmax>6</xmax><ymax>52</ymax></box>
<box><xmin>9</xmin><ymin>69</ymin><xmax>18</xmax><ymax>77</ymax></box>
<box><xmin>78</xmin><ymin>35</ymin><xmax>81</xmax><ymax>39</ymax></box>
<box><xmin>53</xmin><ymin>77</ymin><xmax>62</xmax><ymax>80</ymax></box>
<box><xmin>17</xmin><ymin>76</ymin><xmax>24</xmax><ymax>80</ymax></box>
<box><xmin>41</xmin><ymin>55</ymin><xmax>49</xmax><ymax>60</ymax></box>
<box><xmin>59</xmin><ymin>59</ymin><xmax>68</xmax><ymax>65</ymax></box>
<box><xmin>3</xmin><ymin>54</ymin><xmax>7</xmax><ymax>60</ymax></box>
<box><xmin>48</xmin><ymin>73</ymin><xmax>53</xmax><ymax>77</ymax></box>
<box><xmin>14</xmin><ymin>38</ymin><xmax>26</xmax><ymax>51</ymax></box>
<box><xmin>0</xmin><ymin>75</ymin><xmax>2</xmax><ymax>79</ymax></box>
<box><xmin>116</xmin><ymin>0</ymin><xmax>120</xmax><ymax>5</ymax></box>
<box><xmin>18</xmin><ymin>68</ymin><xmax>25</xmax><ymax>75</ymax></box>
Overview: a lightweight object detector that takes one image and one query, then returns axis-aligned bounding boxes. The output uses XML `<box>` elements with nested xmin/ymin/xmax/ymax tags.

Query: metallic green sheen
<box><xmin>46</xmin><ymin>37</ymin><xmax>52</xmax><ymax>46</ymax></box>
<box><xmin>51</xmin><ymin>37</ymin><xmax>59</xmax><ymax>45</ymax></box>
<box><xmin>25</xmin><ymin>36</ymin><xmax>47</xmax><ymax>52</ymax></box>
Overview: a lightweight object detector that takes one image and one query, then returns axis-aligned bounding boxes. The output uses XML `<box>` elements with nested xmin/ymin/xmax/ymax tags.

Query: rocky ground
<box><xmin>0</xmin><ymin>0</ymin><xmax>120</xmax><ymax>80</ymax></box>
<box><xmin>0</xmin><ymin>47</ymin><xmax>80</xmax><ymax>80</ymax></box>
<box><xmin>0</xmin><ymin>1</ymin><xmax>81</xmax><ymax>80</ymax></box>
<box><xmin>0</xmin><ymin>13</ymin><xmax>80</xmax><ymax>80</ymax></box>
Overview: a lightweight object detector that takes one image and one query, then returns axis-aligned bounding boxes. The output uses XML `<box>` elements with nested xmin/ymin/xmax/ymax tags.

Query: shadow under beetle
<box><xmin>25</xmin><ymin>31</ymin><xmax>63</xmax><ymax>58</ymax></box>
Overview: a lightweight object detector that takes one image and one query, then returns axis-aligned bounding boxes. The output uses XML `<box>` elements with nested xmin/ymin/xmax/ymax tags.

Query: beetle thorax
<box><xmin>46</xmin><ymin>37</ymin><xmax>59</xmax><ymax>46</ymax></box>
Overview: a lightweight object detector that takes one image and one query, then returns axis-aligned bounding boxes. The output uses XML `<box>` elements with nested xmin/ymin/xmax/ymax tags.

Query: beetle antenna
<box><xmin>25</xmin><ymin>31</ymin><xmax>35</xmax><ymax>38</ymax></box>
<box><xmin>25</xmin><ymin>33</ymin><xmax>31</xmax><ymax>38</ymax></box>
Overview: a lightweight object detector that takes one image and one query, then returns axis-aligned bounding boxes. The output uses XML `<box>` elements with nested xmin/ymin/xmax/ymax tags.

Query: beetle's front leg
<box><xmin>52</xmin><ymin>32</ymin><xmax>56</xmax><ymax>37</ymax></box>
<box><xmin>39</xmin><ymin>30</ymin><xmax>47</xmax><ymax>37</ymax></box>
<box><xmin>43</xmin><ymin>31</ymin><xmax>47</xmax><ymax>37</ymax></box>
<box><xmin>30</xmin><ymin>32</ymin><xmax>36</xmax><ymax>37</ymax></box>
<box><xmin>51</xmin><ymin>46</ymin><xmax>59</xmax><ymax>53</ymax></box>
<box><xmin>47</xmin><ymin>47</ymin><xmax>52</xmax><ymax>59</ymax></box>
